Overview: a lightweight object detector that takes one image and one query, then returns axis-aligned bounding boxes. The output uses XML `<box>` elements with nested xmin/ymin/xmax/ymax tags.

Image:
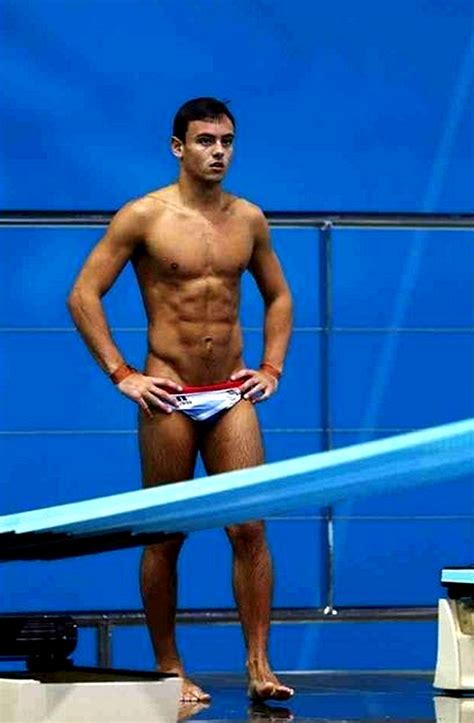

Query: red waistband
<box><xmin>179</xmin><ymin>379</ymin><xmax>245</xmax><ymax>394</ymax></box>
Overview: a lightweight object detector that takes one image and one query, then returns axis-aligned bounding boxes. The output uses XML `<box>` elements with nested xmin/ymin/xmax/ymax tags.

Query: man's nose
<box><xmin>212</xmin><ymin>143</ymin><xmax>225</xmax><ymax>157</ymax></box>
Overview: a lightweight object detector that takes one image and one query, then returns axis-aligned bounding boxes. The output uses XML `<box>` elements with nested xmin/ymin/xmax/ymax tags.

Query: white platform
<box><xmin>434</xmin><ymin>696</ymin><xmax>474</xmax><ymax>723</ymax></box>
<box><xmin>0</xmin><ymin>675</ymin><xmax>181</xmax><ymax>723</ymax></box>
<box><xmin>434</xmin><ymin>598</ymin><xmax>474</xmax><ymax>691</ymax></box>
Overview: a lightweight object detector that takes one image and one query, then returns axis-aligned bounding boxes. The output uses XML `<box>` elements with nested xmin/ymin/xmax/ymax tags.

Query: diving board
<box><xmin>1</xmin><ymin>418</ymin><xmax>474</xmax><ymax>561</ymax></box>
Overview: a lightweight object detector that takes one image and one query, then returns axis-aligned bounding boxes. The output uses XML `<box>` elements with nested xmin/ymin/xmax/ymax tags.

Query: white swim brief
<box><xmin>171</xmin><ymin>380</ymin><xmax>244</xmax><ymax>422</ymax></box>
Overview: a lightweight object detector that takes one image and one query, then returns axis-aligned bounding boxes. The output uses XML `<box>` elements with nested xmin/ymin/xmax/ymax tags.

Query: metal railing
<box><xmin>0</xmin><ymin>607</ymin><xmax>438</xmax><ymax>668</ymax></box>
<box><xmin>1</xmin><ymin>210</ymin><xmax>474</xmax><ymax>227</ymax></box>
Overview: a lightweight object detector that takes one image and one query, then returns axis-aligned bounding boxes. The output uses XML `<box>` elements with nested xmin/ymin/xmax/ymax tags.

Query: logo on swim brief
<box><xmin>175</xmin><ymin>394</ymin><xmax>191</xmax><ymax>406</ymax></box>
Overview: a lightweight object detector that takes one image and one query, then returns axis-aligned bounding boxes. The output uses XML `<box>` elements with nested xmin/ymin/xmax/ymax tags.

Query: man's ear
<box><xmin>171</xmin><ymin>136</ymin><xmax>184</xmax><ymax>159</ymax></box>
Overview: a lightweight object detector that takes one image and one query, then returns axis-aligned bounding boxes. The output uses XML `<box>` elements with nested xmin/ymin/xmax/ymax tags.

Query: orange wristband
<box><xmin>260</xmin><ymin>362</ymin><xmax>282</xmax><ymax>381</ymax></box>
<box><xmin>110</xmin><ymin>363</ymin><xmax>138</xmax><ymax>385</ymax></box>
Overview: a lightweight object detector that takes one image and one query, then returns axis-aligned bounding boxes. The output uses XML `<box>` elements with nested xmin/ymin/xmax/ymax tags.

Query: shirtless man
<box><xmin>67</xmin><ymin>97</ymin><xmax>293</xmax><ymax>703</ymax></box>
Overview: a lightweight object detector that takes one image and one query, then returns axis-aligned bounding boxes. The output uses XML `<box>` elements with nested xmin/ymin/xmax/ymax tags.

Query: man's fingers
<box><xmin>254</xmin><ymin>387</ymin><xmax>272</xmax><ymax>402</ymax></box>
<box><xmin>146</xmin><ymin>388</ymin><xmax>179</xmax><ymax>407</ymax></box>
<box><xmin>144</xmin><ymin>391</ymin><xmax>174</xmax><ymax>413</ymax></box>
<box><xmin>231</xmin><ymin>368</ymin><xmax>255</xmax><ymax>381</ymax></box>
<box><xmin>244</xmin><ymin>382</ymin><xmax>266</xmax><ymax>400</ymax></box>
<box><xmin>151</xmin><ymin>377</ymin><xmax>183</xmax><ymax>391</ymax></box>
<box><xmin>239</xmin><ymin>376</ymin><xmax>259</xmax><ymax>394</ymax></box>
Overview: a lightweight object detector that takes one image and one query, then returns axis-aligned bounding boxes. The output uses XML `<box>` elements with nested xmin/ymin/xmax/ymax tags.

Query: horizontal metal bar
<box><xmin>267</xmin><ymin>212</ymin><xmax>474</xmax><ymax>229</ymax></box>
<box><xmin>0</xmin><ymin>211</ymin><xmax>473</xmax><ymax>229</ymax></box>
<box><xmin>0</xmin><ymin>607</ymin><xmax>438</xmax><ymax>625</ymax></box>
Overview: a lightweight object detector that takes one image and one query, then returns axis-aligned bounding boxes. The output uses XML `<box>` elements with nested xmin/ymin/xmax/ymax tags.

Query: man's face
<box><xmin>172</xmin><ymin>116</ymin><xmax>235</xmax><ymax>182</ymax></box>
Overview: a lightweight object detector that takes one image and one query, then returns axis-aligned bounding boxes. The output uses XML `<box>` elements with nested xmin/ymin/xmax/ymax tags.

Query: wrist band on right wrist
<box><xmin>110</xmin><ymin>363</ymin><xmax>138</xmax><ymax>385</ymax></box>
<box><xmin>260</xmin><ymin>362</ymin><xmax>283</xmax><ymax>381</ymax></box>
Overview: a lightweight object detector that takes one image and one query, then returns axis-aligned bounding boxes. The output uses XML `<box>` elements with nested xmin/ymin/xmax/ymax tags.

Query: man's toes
<box><xmin>183</xmin><ymin>686</ymin><xmax>210</xmax><ymax>703</ymax></box>
<box><xmin>274</xmin><ymin>685</ymin><xmax>294</xmax><ymax>701</ymax></box>
<box><xmin>249</xmin><ymin>680</ymin><xmax>295</xmax><ymax>702</ymax></box>
<box><xmin>248</xmin><ymin>681</ymin><xmax>275</xmax><ymax>700</ymax></box>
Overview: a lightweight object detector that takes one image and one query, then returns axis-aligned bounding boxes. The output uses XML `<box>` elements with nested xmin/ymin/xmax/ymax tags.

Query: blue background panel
<box><xmin>332</xmin><ymin>230</ymin><xmax>474</xmax><ymax>328</ymax></box>
<box><xmin>240</xmin><ymin>229</ymin><xmax>321</xmax><ymax>329</ymax></box>
<box><xmin>0</xmin><ymin>330</ymin><xmax>321</xmax><ymax>431</ymax></box>
<box><xmin>111</xmin><ymin>621</ymin><xmax>437</xmax><ymax>672</ymax></box>
<box><xmin>2</xmin><ymin>1</ymin><xmax>474</xmax><ymax>211</ymax></box>
<box><xmin>73</xmin><ymin>626</ymin><xmax>98</xmax><ymax>667</ymax></box>
<box><xmin>179</xmin><ymin>520</ymin><xmax>324</xmax><ymax>609</ymax></box>
<box><xmin>0</xmin><ymin>229</ymin><xmax>113</xmax><ymax>329</ymax></box>
<box><xmin>0</xmin><ymin>520</ymin><xmax>323</xmax><ymax>612</ymax></box>
<box><xmin>0</xmin><ymin>433</ymin><xmax>141</xmax><ymax>514</ymax></box>
<box><xmin>332</xmin><ymin>431</ymin><xmax>474</xmax><ymax>517</ymax></box>
<box><xmin>330</xmin><ymin>332</ymin><xmax>474</xmax><ymax>429</ymax></box>
<box><xmin>0</xmin><ymin>548</ymin><xmax>143</xmax><ymax>612</ymax></box>
<box><xmin>333</xmin><ymin>518</ymin><xmax>474</xmax><ymax>606</ymax></box>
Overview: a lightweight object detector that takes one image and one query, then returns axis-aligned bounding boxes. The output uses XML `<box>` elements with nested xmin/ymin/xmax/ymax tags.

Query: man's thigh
<box><xmin>200</xmin><ymin>399</ymin><xmax>264</xmax><ymax>475</ymax></box>
<box><xmin>138</xmin><ymin>410</ymin><xmax>199</xmax><ymax>487</ymax></box>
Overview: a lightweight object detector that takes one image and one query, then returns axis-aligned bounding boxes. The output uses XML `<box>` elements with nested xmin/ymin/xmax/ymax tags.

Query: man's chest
<box><xmin>142</xmin><ymin>214</ymin><xmax>254</xmax><ymax>278</ymax></box>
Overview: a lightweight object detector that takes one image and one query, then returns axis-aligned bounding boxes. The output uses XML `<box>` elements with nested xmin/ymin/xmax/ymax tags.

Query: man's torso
<box><xmin>130</xmin><ymin>185</ymin><xmax>258</xmax><ymax>385</ymax></box>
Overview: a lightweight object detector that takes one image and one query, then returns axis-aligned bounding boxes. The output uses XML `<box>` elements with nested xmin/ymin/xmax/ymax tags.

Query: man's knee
<box><xmin>225</xmin><ymin>520</ymin><xmax>266</xmax><ymax>550</ymax></box>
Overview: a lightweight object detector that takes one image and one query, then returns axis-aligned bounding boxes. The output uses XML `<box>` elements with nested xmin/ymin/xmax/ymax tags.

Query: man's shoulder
<box><xmin>229</xmin><ymin>195</ymin><xmax>266</xmax><ymax>224</ymax></box>
<box><xmin>123</xmin><ymin>187</ymin><xmax>173</xmax><ymax>217</ymax></box>
<box><xmin>110</xmin><ymin>188</ymin><xmax>175</xmax><ymax>234</ymax></box>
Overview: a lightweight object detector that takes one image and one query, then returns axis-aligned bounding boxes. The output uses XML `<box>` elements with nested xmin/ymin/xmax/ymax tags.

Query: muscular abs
<box><xmin>134</xmin><ymin>200</ymin><xmax>253</xmax><ymax>385</ymax></box>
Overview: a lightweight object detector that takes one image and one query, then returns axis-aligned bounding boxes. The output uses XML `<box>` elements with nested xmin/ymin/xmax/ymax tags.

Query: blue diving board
<box><xmin>1</xmin><ymin>418</ymin><xmax>474</xmax><ymax>561</ymax></box>
<box><xmin>441</xmin><ymin>568</ymin><xmax>474</xmax><ymax>586</ymax></box>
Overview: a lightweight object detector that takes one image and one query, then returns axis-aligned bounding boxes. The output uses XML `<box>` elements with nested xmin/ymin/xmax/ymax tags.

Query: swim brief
<box><xmin>171</xmin><ymin>379</ymin><xmax>244</xmax><ymax>422</ymax></box>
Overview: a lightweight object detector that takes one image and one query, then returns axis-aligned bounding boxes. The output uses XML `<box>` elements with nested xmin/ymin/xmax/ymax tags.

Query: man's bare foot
<box><xmin>181</xmin><ymin>676</ymin><xmax>211</xmax><ymax>703</ymax></box>
<box><xmin>247</xmin><ymin>662</ymin><xmax>294</xmax><ymax>701</ymax></box>
<box><xmin>159</xmin><ymin>666</ymin><xmax>211</xmax><ymax>703</ymax></box>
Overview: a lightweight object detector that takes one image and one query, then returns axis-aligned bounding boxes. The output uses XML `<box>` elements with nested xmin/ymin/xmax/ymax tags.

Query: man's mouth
<box><xmin>209</xmin><ymin>163</ymin><xmax>224</xmax><ymax>169</ymax></box>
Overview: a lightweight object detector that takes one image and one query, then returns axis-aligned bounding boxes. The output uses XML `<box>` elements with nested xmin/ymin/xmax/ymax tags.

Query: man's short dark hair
<box><xmin>172</xmin><ymin>97</ymin><xmax>236</xmax><ymax>142</ymax></box>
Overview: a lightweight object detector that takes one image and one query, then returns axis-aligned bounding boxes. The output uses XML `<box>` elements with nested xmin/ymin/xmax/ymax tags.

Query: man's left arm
<box><xmin>231</xmin><ymin>209</ymin><xmax>293</xmax><ymax>401</ymax></box>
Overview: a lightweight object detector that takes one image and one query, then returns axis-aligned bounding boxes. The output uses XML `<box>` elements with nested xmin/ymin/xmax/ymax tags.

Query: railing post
<box><xmin>97</xmin><ymin>618</ymin><xmax>113</xmax><ymax>668</ymax></box>
<box><xmin>318</xmin><ymin>221</ymin><xmax>336</xmax><ymax>614</ymax></box>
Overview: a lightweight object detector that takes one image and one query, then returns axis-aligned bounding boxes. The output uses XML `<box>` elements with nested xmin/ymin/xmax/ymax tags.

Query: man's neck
<box><xmin>177</xmin><ymin>172</ymin><xmax>225</xmax><ymax>211</ymax></box>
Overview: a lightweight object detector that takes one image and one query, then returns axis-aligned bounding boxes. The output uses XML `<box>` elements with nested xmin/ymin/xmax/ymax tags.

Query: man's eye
<box><xmin>223</xmin><ymin>139</ymin><xmax>233</xmax><ymax>147</ymax></box>
<box><xmin>198</xmin><ymin>138</ymin><xmax>213</xmax><ymax>145</ymax></box>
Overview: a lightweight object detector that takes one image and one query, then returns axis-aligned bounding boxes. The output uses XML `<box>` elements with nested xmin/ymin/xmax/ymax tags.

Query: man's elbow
<box><xmin>66</xmin><ymin>284</ymin><xmax>83</xmax><ymax>314</ymax></box>
<box><xmin>266</xmin><ymin>287</ymin><xmax>293</xmax><ymax>313</ymax></box>
<box><xmin>66</xmin><ymin>283</ymin><xmax>98</xmax><ymax>318</ymax></box>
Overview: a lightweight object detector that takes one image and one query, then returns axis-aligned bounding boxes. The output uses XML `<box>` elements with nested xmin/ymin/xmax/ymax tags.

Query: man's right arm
<box><xmin>67</xmin><ymin>201</ymin><xmax>143</xmax><ymax>374</ymax></box>
<box><xmin>67</xmin><ymin>200</ymin><xmax>182</xmax><ymax>416</ymax></box>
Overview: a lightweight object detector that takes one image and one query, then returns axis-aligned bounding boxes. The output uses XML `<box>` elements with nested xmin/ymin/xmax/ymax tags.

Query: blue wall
<box><xmin>2</xmin><ymin>0</ymin><xmax>474</xmax><ymax>211</ymax></box>
<box><xmin>1</xmin><ymin>0</ymin><xmax>474</xmax><ymax>673</ymax></box>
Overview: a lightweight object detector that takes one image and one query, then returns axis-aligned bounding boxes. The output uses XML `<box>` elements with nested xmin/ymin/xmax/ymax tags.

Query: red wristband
<box><xmin>110</xmin><ymin>363</ymin><xmax>138</xmax><ymax>385</ymax></box>
<box><xmin>260</xmin><ymin>362</ymin><xmax>282</xmax><ymax>381</ymax></box>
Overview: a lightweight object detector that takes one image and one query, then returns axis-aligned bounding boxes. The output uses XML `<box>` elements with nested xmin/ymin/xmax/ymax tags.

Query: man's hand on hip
<box><xmin>230</xmin><ymin>368</ymin><xmax>278</xmax><ymax>403</ymax></box>
<box><xmin>117</xmin><ymin>374</ymin><xmax>183</xmax><ymax>418</ymax></box>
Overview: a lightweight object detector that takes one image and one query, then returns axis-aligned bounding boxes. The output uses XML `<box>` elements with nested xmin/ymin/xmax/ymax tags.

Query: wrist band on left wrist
<box><xmin>110</xmin><ymin>363</ymin><xmax>138</xmax><ymax>385</ymax></box>
<box><xmin>260</xmin><ymin>362</ymin><xmax>282</xmax><ymax>381</ymax></box>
